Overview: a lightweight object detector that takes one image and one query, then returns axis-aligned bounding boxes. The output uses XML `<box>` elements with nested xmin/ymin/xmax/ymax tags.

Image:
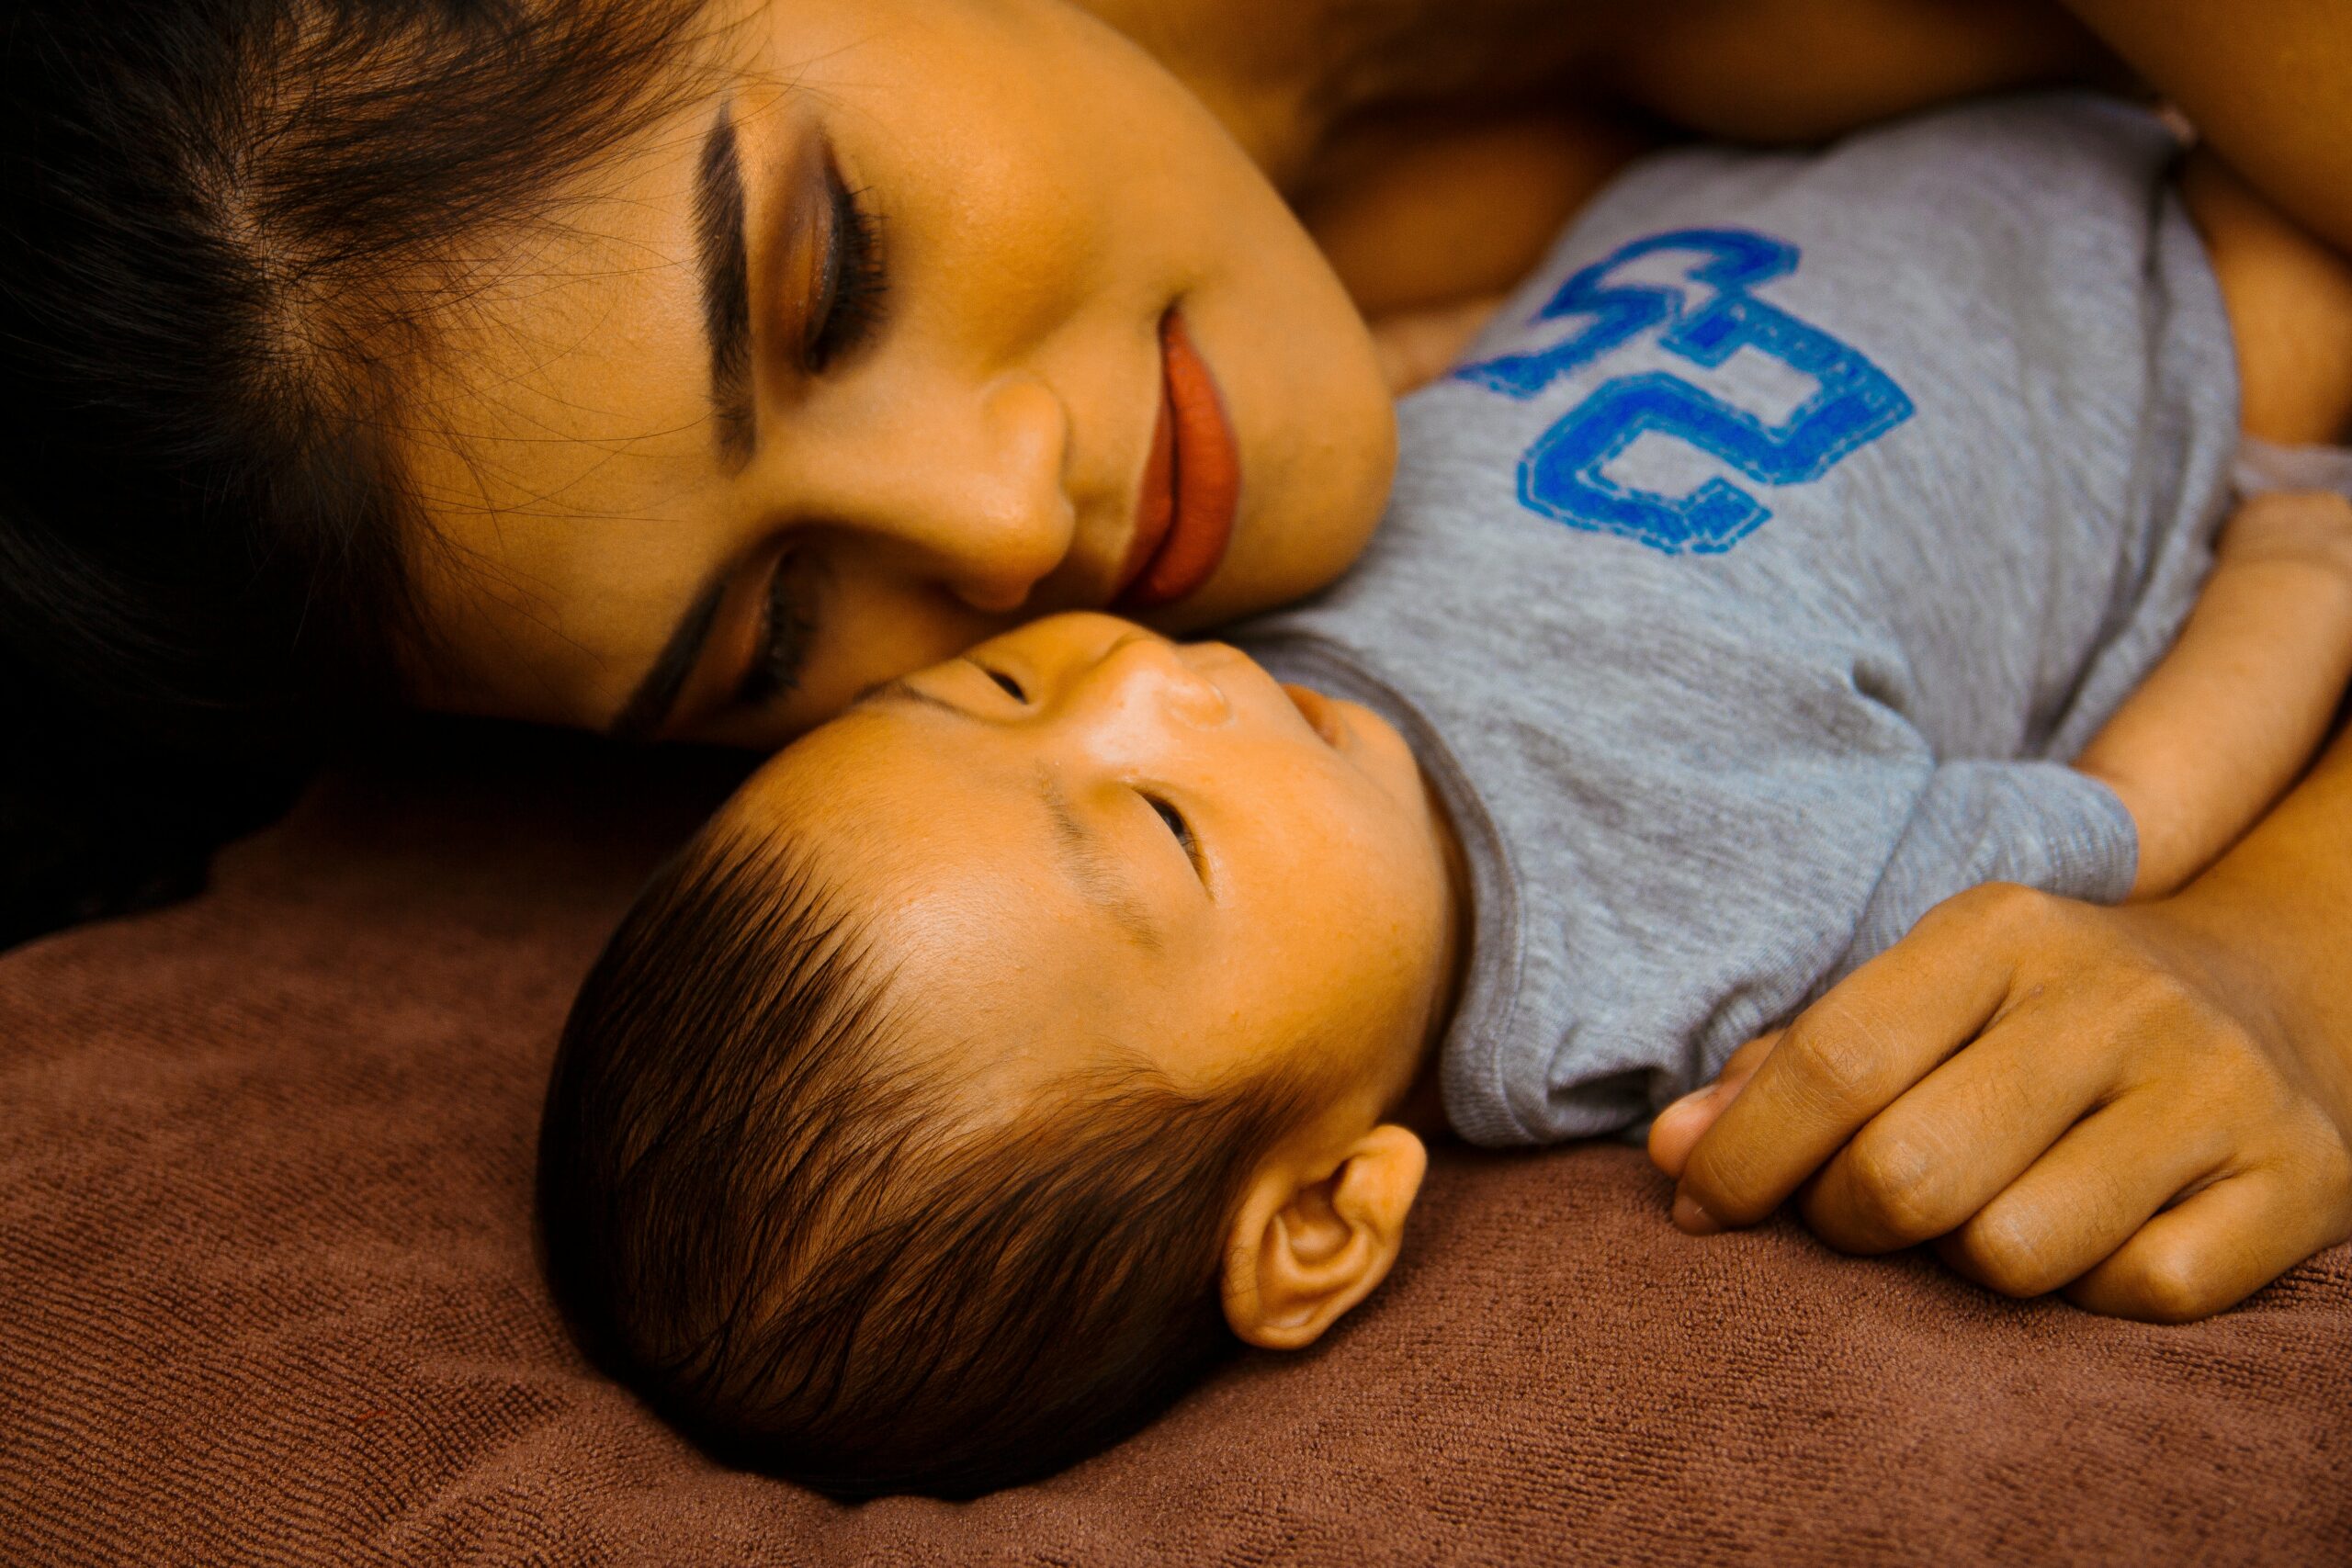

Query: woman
<box><xmin>5</xmin><ymin>0</ymin><xmax>2347</xmax><ymax>1317</ymax></box>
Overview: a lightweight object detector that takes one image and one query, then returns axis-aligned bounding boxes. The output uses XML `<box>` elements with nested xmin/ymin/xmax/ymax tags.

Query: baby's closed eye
<box><xmin>1141</xmin><ymin>793</ymin><xmax>1205</xmax><ymax>883</ymax></box>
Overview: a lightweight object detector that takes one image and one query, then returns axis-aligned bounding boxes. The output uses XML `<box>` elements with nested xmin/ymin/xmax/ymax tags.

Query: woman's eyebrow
<box><xmin>694</xmin><ymin>104</ymin><xmax>755</xmax><ymax>468</ymax></box>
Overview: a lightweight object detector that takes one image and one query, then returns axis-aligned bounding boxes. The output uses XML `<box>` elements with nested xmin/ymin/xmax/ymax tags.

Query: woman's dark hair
<box><xmin>537</xmin><ymin>826</ymin><xmax>1318</xmax><ymax>1498</ymax></box>
<box><xmin>0</xmin><ymin>0</ymin><xmax>708</xmax><ymax>945</ymax></box>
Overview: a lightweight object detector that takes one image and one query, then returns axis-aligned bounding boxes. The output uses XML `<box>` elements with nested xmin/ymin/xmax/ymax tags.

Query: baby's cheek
<box><xmin>1303</xmin><ymin>868</ymin><xmax>1438</xmax><ymax>994</ymax></box>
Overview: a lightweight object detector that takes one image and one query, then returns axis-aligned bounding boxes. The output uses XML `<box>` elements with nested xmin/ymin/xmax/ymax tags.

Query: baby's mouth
<box><xmin>1281</xmin><ymin>682</ymin><xmax>1348</xmax><ymax>748</ymax></box>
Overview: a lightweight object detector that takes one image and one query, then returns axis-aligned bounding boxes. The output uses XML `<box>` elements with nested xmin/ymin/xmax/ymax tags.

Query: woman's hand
<box><xmin>1649</xmin><ymin>726</ymin><xmax>2352</xmax><ymax>1322</ymax></box>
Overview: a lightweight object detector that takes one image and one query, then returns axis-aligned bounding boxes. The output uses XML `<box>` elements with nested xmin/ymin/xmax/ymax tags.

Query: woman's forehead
<box><xmin>392</xmin><ymin>70</ymin><xmax>735</xmax><ymax>714</ymax></box>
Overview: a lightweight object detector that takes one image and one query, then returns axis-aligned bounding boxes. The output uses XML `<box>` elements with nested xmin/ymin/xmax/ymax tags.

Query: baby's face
<box><xmin>725</xmin><ymin>614</ymin><xmax>1460</xmax><ymax>1111</ymax></box>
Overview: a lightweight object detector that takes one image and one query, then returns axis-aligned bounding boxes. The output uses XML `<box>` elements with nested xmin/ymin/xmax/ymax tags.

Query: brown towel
<box><xmin>3</xmin><ymin>722</ymin><xmax>2346</xmax><ymax>1565</ymax></box>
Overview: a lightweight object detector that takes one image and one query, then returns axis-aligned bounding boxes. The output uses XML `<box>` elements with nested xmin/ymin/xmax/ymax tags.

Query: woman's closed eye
<box><xmin>727</xmin><ymin>154</ymin><xmax>887</xmax><ymax>714</ymax></box>
<box><xmin>739</xmin><ymin>547</ymin><xmax>824</xmax><ymax>710</ymax></box>
<box><xmin>806</xmin><ymin>152</ymin><xmax>888</xmax><ymax>373</ymax></box>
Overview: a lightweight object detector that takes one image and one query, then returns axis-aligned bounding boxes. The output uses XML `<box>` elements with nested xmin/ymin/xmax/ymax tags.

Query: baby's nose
<box><xmin>1097</xmin><ymin>631</ymin><xmax>1229</xmax><ymax>728</ymax></box>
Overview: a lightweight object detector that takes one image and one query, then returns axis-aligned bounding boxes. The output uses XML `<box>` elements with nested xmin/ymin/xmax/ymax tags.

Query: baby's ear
<box><xmin>1219</xmin><ymin>1123</ymin><xmax>1427</xmax><ymax>1351</ymax></box>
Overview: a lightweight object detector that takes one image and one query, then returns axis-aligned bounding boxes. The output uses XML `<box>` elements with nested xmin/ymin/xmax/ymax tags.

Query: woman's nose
<box><xmin>775</xmin><ymin>370</ymin><xmax>1076</xmax><ymax>615</ymax></box>
<box><xmin>907</xmin><ymin>373</ymin><xmax>1077</xmax><ymax>615</ymax></box>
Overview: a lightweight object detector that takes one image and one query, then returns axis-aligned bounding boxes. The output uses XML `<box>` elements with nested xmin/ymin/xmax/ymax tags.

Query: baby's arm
<box><xmin>2074</xmin><ymin>490</ymin><xmax>2352</xmax><ymax>899</ymax></box>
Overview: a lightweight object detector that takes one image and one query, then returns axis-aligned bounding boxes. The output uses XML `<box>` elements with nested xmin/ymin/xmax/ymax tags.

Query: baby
<box><xmin>537</xmin><ymin>96</ymin><xmax>2352</xmax><ymax>1495</ymax></box>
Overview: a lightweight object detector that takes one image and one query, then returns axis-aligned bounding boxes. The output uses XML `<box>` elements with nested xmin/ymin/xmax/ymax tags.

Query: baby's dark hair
<box><xmin>537</xmin><ymin>823</ymin><xmax>1317</xmax><ymax>1498</ymax></box>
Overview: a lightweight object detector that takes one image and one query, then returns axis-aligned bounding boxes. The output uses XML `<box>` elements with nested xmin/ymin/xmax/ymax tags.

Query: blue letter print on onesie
<box><xmin>1453</xmin><ymin>228</ymin><xmax>1913</xmax><ymax>555</ymax></box>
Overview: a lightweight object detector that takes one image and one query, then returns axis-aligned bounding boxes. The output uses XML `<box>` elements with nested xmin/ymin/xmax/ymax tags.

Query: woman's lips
<box><xmin>1114</xmin><ymin>310</ymin><xmax>1240</xmax><ymax>612</ymax></box>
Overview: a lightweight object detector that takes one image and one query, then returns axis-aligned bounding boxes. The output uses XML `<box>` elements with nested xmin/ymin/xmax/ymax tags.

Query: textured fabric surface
<box><xmin>3</xmin><ymin>726</ymin><xmax>2346</xmax><ymax>1566</ymax></box>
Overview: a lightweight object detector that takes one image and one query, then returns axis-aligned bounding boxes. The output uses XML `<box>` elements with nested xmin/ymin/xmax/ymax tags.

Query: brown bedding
<box><xmin>3</xmin><ymin>723</ymin><xmax>2346</xmax><ymax>1565</ymax></box>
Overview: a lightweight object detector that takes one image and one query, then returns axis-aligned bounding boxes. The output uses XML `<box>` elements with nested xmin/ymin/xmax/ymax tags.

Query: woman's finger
<box><xmin>1714</xmin><ymin>1031</ymin><xmax>1781</xmax><ymax>1084</ymax></box>
<box><xmin>1678</xmin><ymin>883</ymin><xmax>2045</xmax><ymax>1228</ymax></box>
<box><xmin>1647</xmin><ymin>1031</ymin><xmax>1781</xmax><ymax>1183</ymax></box>
<box><xmin>1928</xmin><ymin>1088</ymin><xmax>2233</xmax><ymax>1300</ymax></box>
<box><xmin>2067</xmin><ymin>1156</ymin><xmax>2352</xmax><ymax>1323</ymax></box>
<box><xmin>1799</xmin><ymin>1001</ymin><xmax>2125</xmax><ymax>1256</ymax></box>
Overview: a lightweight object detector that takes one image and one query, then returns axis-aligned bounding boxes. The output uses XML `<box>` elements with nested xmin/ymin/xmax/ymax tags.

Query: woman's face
<box><xmin>401</xmin><ymin>0</ymin><xmax>1396</xmax><ymax>747</ymax></box>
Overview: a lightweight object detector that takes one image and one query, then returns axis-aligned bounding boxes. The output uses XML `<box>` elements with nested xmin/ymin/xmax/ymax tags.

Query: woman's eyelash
<box><xmin>740</xmin><ymin>552</ymin><xmax>820</xmax><ymax>709</ymax></box>
<box><xmin>984</xmin><ymin>668</ymin><xmax>1026</xmax><ymax>702</ymax></box>
<box><xmin>807</xmin><ymin>161</ymin><xmax>888</xmax><ymax>373</ymax></box>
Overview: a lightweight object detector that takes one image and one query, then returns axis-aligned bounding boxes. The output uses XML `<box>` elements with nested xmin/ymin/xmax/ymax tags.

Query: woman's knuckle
<box><xmin>2109</xmin><ymin>963</ymin><xmax>2195</xmax><ymax>1026</ymax></box>
<box><xmin>2291</xmin><ymin>1123</ymin><xmax>2352</xmax><ymax>1208</ymax></box>
<box><xmin>1932</xmin><ymin>881</ymin><xmax>2049</xmax><ymax>940</ymax></box>
<box><xmin>2179</xmin><ymin>987</ymin><xmax>2257</xmax><ymax>1048</ymax></box>
<box><xmin>2120</xmin><ymin>981</ymin><xmax>2257</xmax><ymax>1077</ymax></box>
<box><xmin>2207</xmin><ymin>1021</ymin><xmax>2267</xmax><ymax>1075</ymax></box>
<box><xmin>2325</xmin><ymin>1135</ymin><xmax>2352</xmax><ymax>1196</ymax></box>
<box><xmin>1955</xmin><ymin>1215</ymin><xmax>2061</xmax><ymax>1297</ymax></box>
<box><xmin>1778</xmin><ymin>1023</ymin><xmax>1883</xmax><ymax>1114</ymax></box>
<box><xmin>2121</xmin><ymin>1247</ymin><xmax>2221</xmax><ymax>1324</ymax></box>
<box><xmin>1840</xmin><ymin>1135</ymin><xmax>1945</xmax><ymax>1241</ymax></box>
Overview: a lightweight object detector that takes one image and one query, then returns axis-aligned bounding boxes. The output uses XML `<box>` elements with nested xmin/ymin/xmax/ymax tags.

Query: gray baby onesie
<box><xmin>1237</xmin><ymin>95</ymin><xmax>2238</xmax><ymax>1146</ymax></box>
